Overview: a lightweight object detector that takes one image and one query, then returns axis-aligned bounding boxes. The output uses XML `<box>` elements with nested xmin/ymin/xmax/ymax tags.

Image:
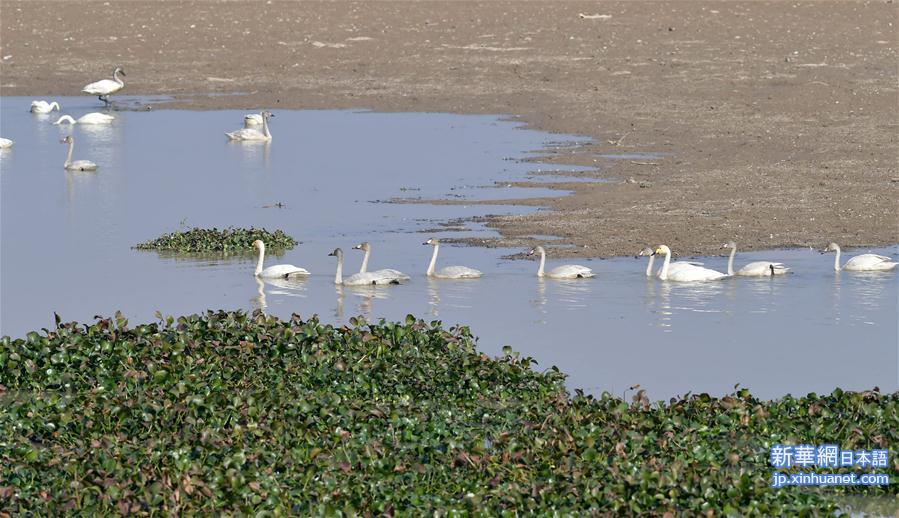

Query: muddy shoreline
<box><xmin>2</xmin><ymin>1</ymin><xmax>896</xmax><ymax>257</ymax></box>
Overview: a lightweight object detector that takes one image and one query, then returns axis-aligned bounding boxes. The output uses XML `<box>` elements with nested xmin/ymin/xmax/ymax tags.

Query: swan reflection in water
<box><xmin>426</xmin><ymin>277</ymin><xmax>479</xmax><ymax>317</ymax></box>
<box><xmin>654</xmin><ymin>280</ymin><xmax>726</xmax><ymax>331</ymax></box>
<box><xmin>252</xmin><ymin>276</ymin><xmax>308</xmax><ymax>312</ymax></box>
<box><xmin>529</xmin><ymin>277</ymin><xmax>594</xmax><ymax>324</ymax></box>
<box><xmin>343</xmin><ymin>284</ymin><xmax>393</xmax><ymax>317</ymax></box>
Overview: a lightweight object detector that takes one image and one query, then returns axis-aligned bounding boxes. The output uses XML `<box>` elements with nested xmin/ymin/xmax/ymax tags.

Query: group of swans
<box><xmin>639</xmin><ymin>242</ymin><xmax>894</xmax><ymax>282</ymax></box>
<box><xmin>227</xmin><ymin>111</ymin><xmax>273</xmax><ymax>141</ymax></box>
<box><xmin>82</xmin><ymin>66</ymin><xmax>126</xmax><ymax>105</ymax></box>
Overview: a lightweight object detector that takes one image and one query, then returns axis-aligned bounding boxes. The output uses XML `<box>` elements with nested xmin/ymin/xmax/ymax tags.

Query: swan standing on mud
<box><xmin>823</xmin><ymin>243</ymin><xmax>897</xmax><ymax>271</ymax></box>
<box><xmin>227</xmin><ymin>111</ymin><xmax>273</xmax><ymax>141</ymax></box>
<box><xmin>652</xmin><ymin>245</ymin><xmax>727</xmax><ymax>281</ymax></box>
<box><xmin>253</xmin><ymin>240</ymin><xmax>310</xmax><ymax>278</ymax></box>
<box><xmin>351</xmin><ymin>242</ymin><xmax>411</xmax><ymax>283</ymax></box>
<box><xmin>329</xmin><ymin>248</ymin><xmax>407</xmax><ymax>285</ymax></box>
<box><xmin>60</xmin><ymin>136</ymin><xmax>97</xmax><ymax>171</ymax></box>
<box><xmin>721</xmin><ymin>242</ymin><xmax>789</xmax><ymax>276</ymax></box>
<box><xmin>82</xmin><ymin>66</ymin><xmax>126</xmax><ymax>105</ymax></box>
<box><xmin>423</xmin><ymin>238</ymin><xmax>482</xmax><ymax>278</ymax></box>
<box><xmin>30</xmin><ymin>100</ymin><xmax>60</xmax><ymax>114</ymax></box>
<box><xmin>528</xmin><ymin>246</ymin><xmax>594</xmax><ymax>279</ymax></box>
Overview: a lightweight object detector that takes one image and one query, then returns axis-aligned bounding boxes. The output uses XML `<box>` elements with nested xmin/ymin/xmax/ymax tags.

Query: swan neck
<box><xmin>727</xmin><ymin>246</ymin><xmax>736</xmax><ymax>276</ymax></box>
<box><xmin>254</xmin><ymin>244</ymin><xmax>265</xmax><ymax>275</ymax></box>
<box><xmin>645</xmin><ymin>254</ymin><xmax>655</xmax><ymax>276</ymax></box>
<box><xmin>659</xmin><ymin>249</ymin><xmax>672</xmax><ymax>280</ymax></box>
<box><xmin>51</xmin><ymin>102</ymin><xmax>60</xmax><ymax>111</ymax></box>
<box><xmin>834</xmin><ymin>247</ymin><xmax>841</xmax><ymax>271</ymax></box>
<box><xmin>360</xmin><ymin>248</ymin><xmax>370</xmax><ymax>274</ymax></box>
<box><xmin>335</xmin><ymin>254</ymin><xmax>343</xmax><ymax>284</ymax></box>
<box><xmin>114</xmin><ymin>69</ymin><xmax>124</xmax><ymax>85</ymax></box>
<box><xmin>64</xmin><ymin>141</ymin><xmax>74</xmax><ymax>167</ymax></box>
<box><xmin>537</xmin><ymin>249</ymin><xmax>546</xmax><ymax>277</ymax></box>
<box><xmin>427</xmin><ymin>244</ymin><xmax>439</xmax><ymax>276</ymax></box>
<box><xmin>262</xmin><ymin>115</ymin><xmax>270</xmax><ymax>138</ymax></box>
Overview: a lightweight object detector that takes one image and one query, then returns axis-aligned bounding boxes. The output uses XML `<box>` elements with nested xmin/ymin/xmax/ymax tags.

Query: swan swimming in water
<box><xmin>637</xmin><ymin>246</ymin><xmax>704</xmax><ymax>277</ymax></box>
<box><xmin>329</xmin><ymin>248</ymin><xmax>406</xmax><ymax>286</ymax></box>
<box><xmin>82</xmin><ymin>66</ymin><xmax>126</xmax><ymax>105</ymax></box>
<box><xmin>253</xmin><ymin>240</ymin><xmax>310</xmax><ymax>278</ymax></box>
<box><xmin>652</xmin><ymin>245</ymin><xmax>727</xmax><ymax>281</ymax></box>
<box><xmin>823</xmin><ymin>243</ymin><xmax>897</xmax><ymax>271</ymax></box>
<box><xmin>351</xmin><ymin>242</ymin><xmax>411</xmax><ymax>283</ymax></box>
<box><xmin>244</xmin><ymin>113</ymin><xmax>263</xmax><ymax>127</ymax></box>
<box><xmin>0</xmin><ymin>138</ymin><xmax>13</xmax><ymax>149</ymax></box>
<box><xmin>423</xmin><ymin>238</ymin><xmax>482</xmax><ymax>278</ymax></box>
<box><xmin>60</xmin><ymin>136</ymin><xmax>97</xmax><ymax>171</ymax></box>
<box><xmin>227</xmin><ymin>111</ymin><xmax>273</xmax><ymax>141</ymax></box>
<box><xmin>528</xmin><ymin>246</ymin><xmax>594</xmax><ymax>279</ymax></box>
<box><xmin>721</xmin><ymin>241</ymin><xmax>789</xmax><ymax>276</ymax></box>
<box><xmin>30</xmin><ymin>100</ymin><xmax>60</xmax><ymax>114</ymax></box>
<box><xmin>53</xmin><ymin>113</ymin><xmax>116</xmax><ymax>125</ymax></box>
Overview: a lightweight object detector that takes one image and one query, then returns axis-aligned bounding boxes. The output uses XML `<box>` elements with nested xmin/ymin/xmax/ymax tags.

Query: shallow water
<box><xmin>2</xmin><ymin>97</ymin><xmax>896</xmax><ymax>400</ymax></box>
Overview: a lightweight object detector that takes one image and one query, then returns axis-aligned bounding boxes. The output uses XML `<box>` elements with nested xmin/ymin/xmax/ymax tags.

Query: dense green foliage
<box><xmin>134</xmin><ymin>227</ymin><xmax>297</xmax><ymax>253</ymax></box>
<box><xmin>1</xmin><ymin>311</ymin><xmax>895</xmax><ymax>515</ymax></box>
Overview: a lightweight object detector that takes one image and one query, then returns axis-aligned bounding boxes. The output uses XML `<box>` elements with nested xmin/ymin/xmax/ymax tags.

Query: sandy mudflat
<box><xmin>2</xmin><ymin>0</ymin><xmax>896</xmax><ymax>257</ymax></box>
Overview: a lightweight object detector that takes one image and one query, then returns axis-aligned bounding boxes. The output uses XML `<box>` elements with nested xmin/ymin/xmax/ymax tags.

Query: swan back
<box><xmin>0</xmin><ymin>138</ymin><xmax>13</xmax><ymax>148</ymax></box>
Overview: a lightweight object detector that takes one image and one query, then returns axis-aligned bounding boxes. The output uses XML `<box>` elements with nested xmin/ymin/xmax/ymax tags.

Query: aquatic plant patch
<box><xmin>0</xmin><ymin>311</ymin><xmax>895</xmax><ymax>514</ymax></box>
<box><xmin>133</xmin><ymin>227</ymin><xmax>297</xmax><ymax>253</ymax></box>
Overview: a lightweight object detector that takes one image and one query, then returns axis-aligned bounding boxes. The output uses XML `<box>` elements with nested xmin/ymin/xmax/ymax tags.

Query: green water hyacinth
<box><xmin>0</xmin><ymin>311</ymin><xmax>895</xmax><ymax>514</ymax></box>
<box><xmin>134</xmin><ymin>227</ymin><xmax>297</xmax><ymax>253</ymax></box>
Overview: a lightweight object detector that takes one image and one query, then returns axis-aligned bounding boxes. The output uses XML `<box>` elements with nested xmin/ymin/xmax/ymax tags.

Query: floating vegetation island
<box><xmin>0</xmin><ymin>311</ymin><xmax>894</xmax><ymax>514</ymax></box>
<box><xmin>133</xmin><ymin>227</ymin><xmax>297</xmax><ymax>253</ymax></box>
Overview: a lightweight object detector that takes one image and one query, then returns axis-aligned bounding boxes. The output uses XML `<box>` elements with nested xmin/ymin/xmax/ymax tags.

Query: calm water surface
<box><xmin>1</xmin><ymin>96</ymin><xmax>896</xmax><ymax>399</ymax></box>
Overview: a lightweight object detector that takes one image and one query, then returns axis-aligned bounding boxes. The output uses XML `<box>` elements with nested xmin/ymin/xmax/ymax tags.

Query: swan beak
<box><xmin>422</xmin><ymin>241</ymin><xmax>429</xmax><ymax>245</ymax></box>
<box><xmin>327</xmin><ymin>252</ymin><xmax>335</xmax><ymax>257</ymax></box>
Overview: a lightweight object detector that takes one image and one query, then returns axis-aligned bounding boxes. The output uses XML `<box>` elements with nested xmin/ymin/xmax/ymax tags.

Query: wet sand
<box><xmin>2</xmin><ymin>0</ymin><xmax>896</xmax><ymax>257</ymax></box>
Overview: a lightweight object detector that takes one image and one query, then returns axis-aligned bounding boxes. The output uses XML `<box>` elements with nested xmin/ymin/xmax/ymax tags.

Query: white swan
<box><xmin>244</xmin><ymin>113</ymin><xmax>263</xmax><ymax>127</ymax></box>
<box><xmin>0</xmin><ymin>138</ymin><xmax>13</xmax><ymax>149</ymax></box>
<box><xmin>329</xmin><ymin>248</ymin><xmax>406</xmax><ymax>286</ymax></box>
<box><xmin>30</xmin><ymin>100</ymin><xmax>60</xmax><ymax>114</ymax></box>
<box><xmin>82</xmin><ymin>66</ymin><xmax>126</xmax><ymax>105</ymax></box>
<box><xmin>227</xmin><ymin>111</ymin><xmax>273</xmax><ymax>141</ymax></box>
<box><xmin>528</xmin><ymin>246</ymin><xmax>594</xmax><ymax>279</ymax></box>
<box><xmin>637</xmin><ymin>246</ymin><xmax>704</xmax><ymax>277</ymax></box>
<box><xmin>53</xmin><ymin>113</ymin><xmax>115</xmax><ymax>125</ymax></box>
<box><xmin>60</xmin><ymin>136</ymin><xmax>97</xmax><ymax>171</ymax></box>
<box><xmin>823</xmin><ymin>243</ymin><xmax>897</xmax><ymax>272</ymax></box>
<box><xmin>253</xmin><ymin>240</ymin><xmax>310</xmax><ymax>278</ymax></box>
<box><xmin>351</xmin><ymin>242</ymin><xmax>411</xmax><ymax>283</ymax></box>
<box><xmin>653</xmin><ymin>245</ymin><xmax>727</xmax><ymax>281</ymax></box>
<box><xmin>423</xmin><ymin>238</ymin><xmax>482</xmax><ymax>278</ymax></box>
<box><xmin>722</xmin><ymin>242</ymin><xmax>789</xmax><ymax>276</ymax></box>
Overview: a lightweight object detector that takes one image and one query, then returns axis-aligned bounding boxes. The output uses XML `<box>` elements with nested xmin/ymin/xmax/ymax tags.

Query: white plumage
<box><xmin>722</xmin><ymin>242</ymin><xmax>789</xmax><ymax>276</ymax></box>
<box><xmin>529</xmin><ymin>246</ymin><xmax>594</xmax><ymax>279</ymax></box>
<box><xmin>423</xmin><ymin>238</ymin><xmax>483</xmax><ymax>278</ymax></box>
<box><xmin>824</xmin><ymin>243</ymin><xmax>897</xmax><ymax>271</ymax></box>
<box><xmin>253</xmin><ymin>240</ymin><xmax>310</xmax><ymax>278</ymax></box>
